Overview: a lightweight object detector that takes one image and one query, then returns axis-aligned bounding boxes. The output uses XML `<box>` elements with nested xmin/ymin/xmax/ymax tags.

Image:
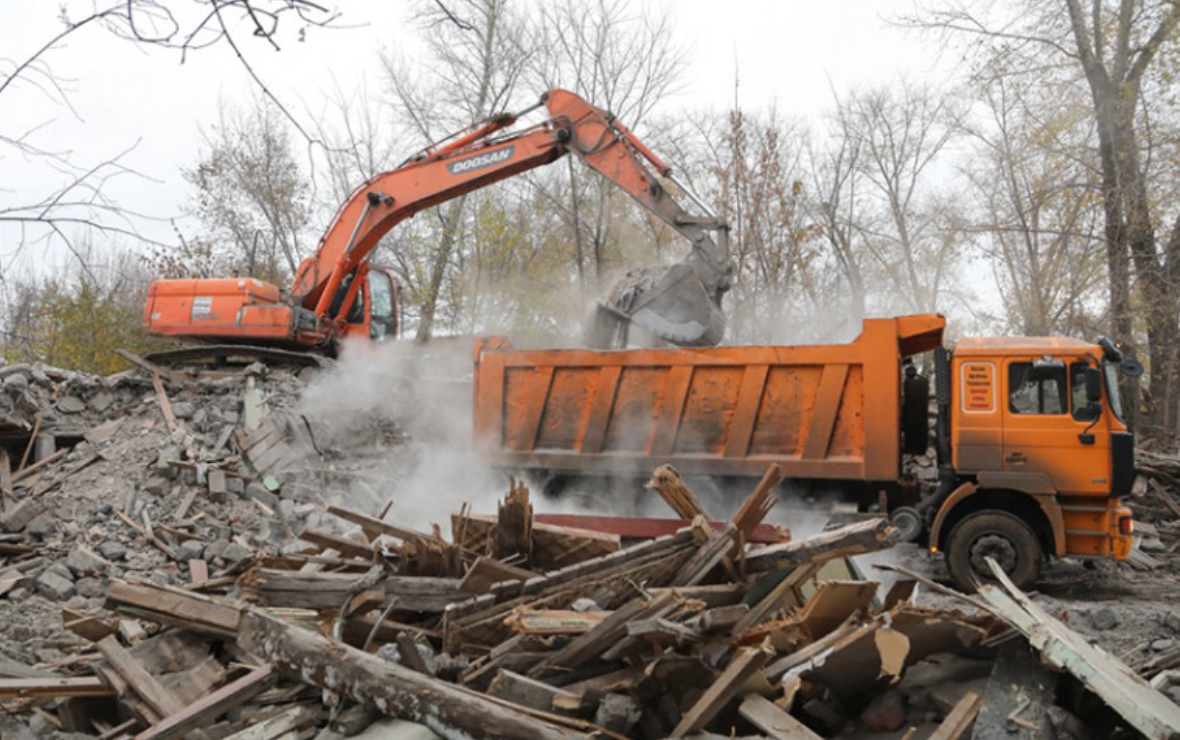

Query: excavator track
<box><xmin>144</xmin><ymin>344</ymin><xmax>333</xmax><ymax>370</ymax></box>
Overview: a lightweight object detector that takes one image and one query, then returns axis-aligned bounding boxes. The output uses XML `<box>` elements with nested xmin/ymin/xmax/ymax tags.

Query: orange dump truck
<box><xmin>473</xmin><ymin>314</ymin><xmax>1140</xmax><ymax>588</ymax></box>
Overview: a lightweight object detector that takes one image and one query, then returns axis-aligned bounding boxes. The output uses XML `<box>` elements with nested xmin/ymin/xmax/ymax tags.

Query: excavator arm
<box><xmin>144</xmin><ymin>89</ymin><xmax>732</xmax><ymax>350</ymax></box>
<box><xmin>293</xmin><ymin>89</ymin><xmax>732</xmax><ymax>348</ymax></box>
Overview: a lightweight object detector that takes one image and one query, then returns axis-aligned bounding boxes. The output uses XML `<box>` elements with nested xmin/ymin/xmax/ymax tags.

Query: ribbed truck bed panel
<box><xmin>473</xmin><ymin>315</ymin><xmax>946</xmax><ymax>482</ymax></box>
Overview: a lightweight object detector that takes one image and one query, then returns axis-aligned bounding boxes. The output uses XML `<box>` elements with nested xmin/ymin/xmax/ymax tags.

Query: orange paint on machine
<box><xmin>473</xmin><ymin>314</ymin><xmax>1141</xmax><ymax>590</ymax></box>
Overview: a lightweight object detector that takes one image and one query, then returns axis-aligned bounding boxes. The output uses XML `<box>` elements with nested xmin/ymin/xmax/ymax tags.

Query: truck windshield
<box><xmin>1104</xmin><ymin>361</ymin><xmax>1125</xmax><ymax>423</ymax></box>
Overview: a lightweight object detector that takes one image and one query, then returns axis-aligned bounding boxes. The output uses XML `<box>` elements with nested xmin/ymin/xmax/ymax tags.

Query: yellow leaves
<box><xmin>6</xmin><ymin>278</ymin><xmax>166</xmax><ymax>376</ymax></box>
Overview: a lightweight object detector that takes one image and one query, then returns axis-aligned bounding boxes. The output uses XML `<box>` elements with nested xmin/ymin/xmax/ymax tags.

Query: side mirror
<box><xmin>1084</xmin><ymin>366</ymin><xmax>1103</xmax><ymax>403</ymax></box>
<box><xmin>1120</xmin><ymin>359</ymin><xmax>1145</xmax><ymax>378</ymax></box>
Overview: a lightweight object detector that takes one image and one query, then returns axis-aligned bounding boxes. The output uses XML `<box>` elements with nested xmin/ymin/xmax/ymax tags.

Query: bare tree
<box><xmin>809</xmin><ymin>113</ymin><xmax>870</xmax><ymax>323</ymax></box>
<box><xmin>831</xmin><ymin>83</ymin><xmax>965</xmax><ymax>315</ymax></box>
<box><xmin>907</xmin><ymin>0</ymin><xmax>1180</xmax><ymax>440</ymax></box>
<box><xmin>380</xmin><ymin>0</ymin><xmax>533</xmax><ymax>341</ymax></box>
<box><xmin>183</xmin><ymin>97</ymin><xmax>312</xmax><ymax>284</ymax></box>
<box><xmin>529</xmin><ymin>0</ymin><xmax>688</xmax><ymax>290</ymax></box>
<box><xmin>962</xmin><ymin>74</ymin><xmax>1106</xmax><ymax>336</ymax></box>
<box><xmin>0</xmin><ymin>1</ymin><xmax>339</xmax><ymax>357</ymax></box>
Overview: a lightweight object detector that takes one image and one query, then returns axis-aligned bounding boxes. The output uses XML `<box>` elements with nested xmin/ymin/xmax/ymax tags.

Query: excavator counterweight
<box><xmin>145</xmin><ymin>89</ymin><xmax>732</xmax><ymax>351</ymax></box>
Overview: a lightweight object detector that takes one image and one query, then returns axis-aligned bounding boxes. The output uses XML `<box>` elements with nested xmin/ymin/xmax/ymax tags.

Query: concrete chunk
<box><xmin>35</xmin><ymin>571</ymin><xmax>76</xmax><ymax>601</ymax></box>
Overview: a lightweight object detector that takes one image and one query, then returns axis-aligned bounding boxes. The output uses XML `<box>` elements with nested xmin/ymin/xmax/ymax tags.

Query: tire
<box><xmin>890</xmin><ymin>506</ymin><xmax>923</xmax><ymax>542</ymax></box>
<box><xmin>945</xmin><ymin>511</ymin><xmax>1041</xmax><ymax>591</ymax></box>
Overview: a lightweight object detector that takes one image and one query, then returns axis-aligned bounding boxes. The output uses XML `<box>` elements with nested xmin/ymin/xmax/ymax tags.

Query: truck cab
<box><xmin>929</xmin><ymin>336</ymin><xmax>1137</xmax><ymax>587</ymax></box>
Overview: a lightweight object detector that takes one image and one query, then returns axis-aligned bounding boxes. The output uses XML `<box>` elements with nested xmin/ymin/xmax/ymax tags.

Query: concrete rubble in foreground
<box><xmin>1</xmin><ymin>355</ymin><xmax>1180</xmax><ymax>739</ymax></box>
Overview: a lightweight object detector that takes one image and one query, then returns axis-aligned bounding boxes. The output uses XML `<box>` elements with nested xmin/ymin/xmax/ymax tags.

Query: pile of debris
<box><xmin>0</xmin><ymin>456</ymin><xmax>1177</xmax><ymax>740</ymax></box>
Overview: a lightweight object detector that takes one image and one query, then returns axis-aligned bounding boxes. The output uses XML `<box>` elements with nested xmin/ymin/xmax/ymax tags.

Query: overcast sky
<box><xmin>0</xmin><ymin>1</ymin><xmax>949</xmax><ymax>278</ymax></box>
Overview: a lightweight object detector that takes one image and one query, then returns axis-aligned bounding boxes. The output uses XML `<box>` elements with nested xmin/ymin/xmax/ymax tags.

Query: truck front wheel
<box><xmin>945</xmin><ymin>511</ymin><xmax>1041</xmax><ymax>591</ymax></box>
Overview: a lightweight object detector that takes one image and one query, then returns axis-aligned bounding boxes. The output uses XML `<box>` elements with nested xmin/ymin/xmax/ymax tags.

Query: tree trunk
<box><xmin>415</xmin><ymin>197</ymin><xmax>467</xmax><ymax>343</ymax></box>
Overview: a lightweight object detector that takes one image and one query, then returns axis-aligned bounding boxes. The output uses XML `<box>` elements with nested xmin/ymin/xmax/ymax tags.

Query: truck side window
<box><xmin>1008</xmin><ymin>362</ymin><xmax>1067</xmax><ymax>414</ymax></box>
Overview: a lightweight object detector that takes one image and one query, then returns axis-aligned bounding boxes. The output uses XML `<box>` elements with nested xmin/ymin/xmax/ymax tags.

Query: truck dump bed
<box><xmin>473</xmin><ymin>315</ymin><xmax>945</xmax><ymax>481</ymax></box>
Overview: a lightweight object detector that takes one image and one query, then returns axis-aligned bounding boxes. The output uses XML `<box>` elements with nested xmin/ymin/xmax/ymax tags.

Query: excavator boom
<box><xmin>145</xmin><ymin>89</ymin><xmax>732</xmax><ymax>350</ymax></box>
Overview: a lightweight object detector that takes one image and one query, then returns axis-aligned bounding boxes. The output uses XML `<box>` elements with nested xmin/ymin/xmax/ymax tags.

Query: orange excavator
<box><xmin>144</xmin><ymin>90</ymin><xmax>733</xmax><ymax>353</ymax></box>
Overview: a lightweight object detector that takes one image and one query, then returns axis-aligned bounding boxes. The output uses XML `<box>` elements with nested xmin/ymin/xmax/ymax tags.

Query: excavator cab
<box><xmin>338</xmin><ymin>268</ymin><xmax>400</xmax><ymax>344</ymax></box>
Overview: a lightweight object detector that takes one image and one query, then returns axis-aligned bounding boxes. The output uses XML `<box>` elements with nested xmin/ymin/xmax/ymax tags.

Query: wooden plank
<box><xmin>221</xmin><ymin>705</ymin><xmax>316</xmax><ymax>740</ymax></box>
<box><xmin>529</xmin><ymin>592</ymin><xmax>675</xmax><ymax>679</ymax></box>
<box><xmin>237</xmin><ymin>609</ymin><xmax>582</xmax><ymax>740</ymax></box>
<box><xmin>96</xmin><ymin>635</ymin><xmax>202</xmax><ymax>738</ymax></box>
<box><xmin>801</xmin><ymin>363</ymin><xmax>849</xmax><ymax>460</ymax></box>
<box><xmin>0</xmin><ymin>676</ymin><xmax>115</xmax><ymax>699</ymax></box>
<box><xmin>978</xmin><ymin>558</ymin><xmax>1180</xmax><ymax>740</ymax></box>
<box><xmin>579</xmin><ymin>366</ymin><xmax>622</xmax><ymax>454</ymax></box>
<box><xmin>62</xmin><ymin>608</ymin><xmax>118</xmax><ymax>642</ymax></box>
<box><xmin>459</xmin><ymin>556</ymin><xmax>534</xmax><ymax>595</ymax></box>
<box><xmin>17</xmin><ymin>412</ymin><xmax>41</xmax><ymax>471</ymax></box>
<box><xmin>927</xmin><ymin>691</ymin><xmax>981</xmax><ymax>740</ymax></box>
<box><xmin>506</xmin><ymin>610</ymin><xmax>607</xmax><ymax>636</ymax></box>
<box><xmin>488</xmin><ymin>669</ymin><xmax>582</xmax><ymax>714</ymax></box>
<box><xmin>531</xmin><ymin>513</ymin><xmax>790</xmax><ymax>544</ymax></box>
<box><xmin>0</xmin><ymin>449</ymin><xmax>11</xmax><ymax>500</ymax></box>
<box><xmin>670</xmin><ymin>639</ymin><xmax>776</xmax><ymax>737</ymax></box>
<box><xmin>11</xmin><ymin>448</ymin><xmax>67</xmax><ymax>484</ymax></box>
<box><xmin>116</xmin><ymin>349</ymin><xmax>174</xmax><ymax>382</ymax></box>
<box><xmin>645</xmin><ymin>463</ymin><xmax>713</xmax><ymax>520</ymax></box>
<box><xmin>152</xmin><ymin>371</ymin><xmax>179</xmax><ymax>433</ymax></box>
<box><xmin>105</xmin><ymin>579</ymin><xmax>242</xmax><ymax>638</ymax></box>
<box><xmin>745</xmin><ymin>518</ymin><xmax>896</xmax><ymax>573</ymax></box>
<box><xmin>738</xmin><ymin>694</ymin><xmax>824</xmax><ymax>740</ymax></box>
<box><xmin>132</xmin><ymin>665</ymin><xmax>273</xmax><ymax>740</ymax></box>
<box><xmin>725</xmin><ymin>364</ymin><xmax>770</xmax><ymax>459</ymax></box>
<box><xmin>297</xmin><ymin>529</ymin><xmax>374</xmax><ymax>561</ymax></box>
<box><xmin>172</xmin><ymin>486</ymin><xmax>199</xmax><ymax>521</ymax></box>
<box><xmin>327</xmin><ymin>505</ymin><xmax>445</xmax><ymax>547</ymax></box>
<box><xmin>733</xmin><ymin>563</ymin><xmax>820</xmax><ymax>635</ymax></box>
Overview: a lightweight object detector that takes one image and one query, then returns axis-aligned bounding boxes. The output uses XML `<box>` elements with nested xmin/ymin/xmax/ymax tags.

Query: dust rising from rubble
<box><xmin>297</xmin><ymin>338</ymin><xmax>579</xmax><ymax>534</ymax></box>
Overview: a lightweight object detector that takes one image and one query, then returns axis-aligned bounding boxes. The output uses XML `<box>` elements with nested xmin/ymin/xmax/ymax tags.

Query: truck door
<box><xmin>1001</xmin><ymin>358</ymin><xmax>1109</xmax><ymax>495</ymax></box>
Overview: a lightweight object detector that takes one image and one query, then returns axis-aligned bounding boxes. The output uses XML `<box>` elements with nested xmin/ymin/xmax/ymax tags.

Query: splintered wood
<box><xmin>23</xmin><ymin>466</ymin><xmax>1161</xmax><ymax>740</ymax></box>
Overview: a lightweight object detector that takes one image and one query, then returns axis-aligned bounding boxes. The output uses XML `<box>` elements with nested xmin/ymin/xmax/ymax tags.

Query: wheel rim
<box><xmin>968</xmin><ymin>533</ymin><xmax>1019</xmax><ymax>577</ymax></box>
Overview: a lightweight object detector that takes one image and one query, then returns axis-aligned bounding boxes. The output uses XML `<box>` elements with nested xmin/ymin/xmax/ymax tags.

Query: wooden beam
<box><xmin>0</xmin><ymin>676</ymin><xmax>114</xmax><ymax>699</ymax></box>
<box><xmin>738</xmin><ymin>694</ymin><xmax>824</xmax><ymax>740</ymax></box>
<box><xmin>327</xmin><ymin>505</ymin><xmax>444</xmax><ymax>546</ymax></box>
<box><xmin>236</xmin><ymin>609</ymin><xmax>581</xmax><ymax>740</ymax></box>
<box><xmin>132</xmin><ymin>665</ymin><xmax>274</xmax><ymax>740</ymax></box>
<box><xmin>97</xmin><ymin>635</ymin><xmax>186</xmax><ymax>721</ymax></box>
<box><xmin>152</xmin><ymin>371</ymin><xmax>179</xmax><ymax>434</ymax></box>
<box><xmin>11</xmin><ymin>448</ymin><xmax>67</xmax><ymax>484</ymax></box>
<box><xmin>105</xmin><ymin>579</ymin><xmax>242</xmax><ymax>639</ymax></box>
<box><xmin>670</xmin><ymin>639</ymin><xmax>775</xmax><ymax>737</ymax></box>
<box><xmin>487</xmin><ymin>670</ymin><xmax>582</xmax><ymax>714</ymax></box>
<box><xmin>927</xmin><ymin>691</ymin><xmax>981</xmax><ymax>740</ymax></box>
<box><xmin>528</xmin><ymin>592</ymin><xmax>676</xmax><ymax>678</ymax></box>
<box><xmin>745</xmin><ymin>518</ymin><xmax>897</xmax><ymax>573</ymax></box>
<box><xmin>978</xmin><ymin>557</ymin><xmax>1180</xmax><ymax>740</ymax></box>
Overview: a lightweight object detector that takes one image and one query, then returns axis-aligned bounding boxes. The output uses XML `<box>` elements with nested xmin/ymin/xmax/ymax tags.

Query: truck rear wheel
<box><xmin>945</xmin><ymin>511</ymin><xmax>1041</xmax><ymax>591</ymax></box>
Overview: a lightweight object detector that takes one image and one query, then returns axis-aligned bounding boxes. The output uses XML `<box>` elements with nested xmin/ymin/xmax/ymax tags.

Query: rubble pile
<box><xmin>1</xmin><ymin>356</ymin><xmax>1180</xmax><ymax>739</ymax></box>
<box><xmin>0</xmin><ymin>356</ymin><xmax>403</xmax><ymax>679</ymax></box>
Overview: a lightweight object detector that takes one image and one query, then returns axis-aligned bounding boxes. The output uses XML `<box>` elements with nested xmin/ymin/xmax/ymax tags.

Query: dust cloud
<box><xmin>295</xmin><ymin>337</ymin><xmax>510</xmax><ymax>534</ymax></box>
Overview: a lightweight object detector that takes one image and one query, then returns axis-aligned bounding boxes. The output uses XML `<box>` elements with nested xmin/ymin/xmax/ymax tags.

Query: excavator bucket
<box><xmin>588</xmin><ymin>263</ymin><xmax>727</xmax><ymax>348</ymax></box>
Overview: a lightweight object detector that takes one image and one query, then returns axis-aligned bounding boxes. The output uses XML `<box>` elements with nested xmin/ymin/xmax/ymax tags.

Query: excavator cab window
<box><xmin>368</xmin><ymin>270</ymin><xmax>398</xmax><ymax>340</ymax></box>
